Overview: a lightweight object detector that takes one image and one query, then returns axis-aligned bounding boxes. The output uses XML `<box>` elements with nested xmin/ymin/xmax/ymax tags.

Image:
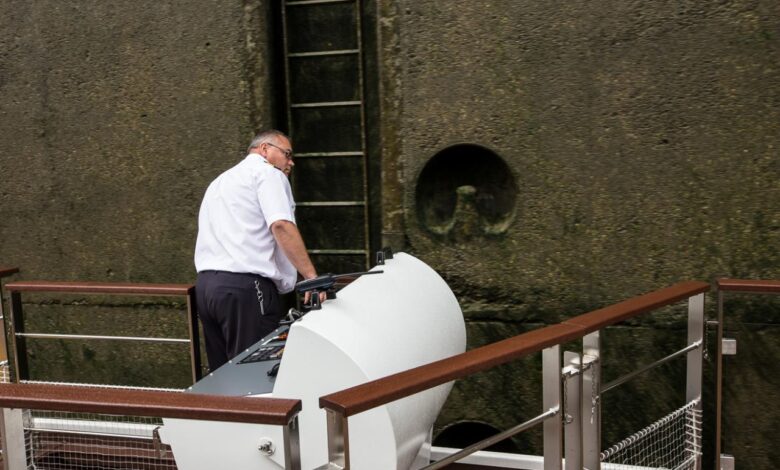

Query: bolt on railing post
<box><xmin>563</xmin><ymin>352</ymin><xmax>582</xmax><ymax>470</ymax></box>
<box><xmin>582</xmin><ymin>331</ymin><xmax>601</xmax><ymax>470</ymax></box>
<box><xmin>542</xmin><ymin>345</ymin><xmax>562</xmax><ymax>470</ymax></box>
<box><xmin>283</xmin><ymin>415</ymin><xmax>302</xmax><ymax>470</ymax></box>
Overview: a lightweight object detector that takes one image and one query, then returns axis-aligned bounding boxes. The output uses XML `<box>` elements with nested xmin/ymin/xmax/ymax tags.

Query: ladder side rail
<box><xmin>282</xmin><ymin>0</ymin><xmax>371</xmax><ymax>271</ymax></box>
<box><xmin>354</xmin><ymin>0</ymin><xmax>370</xmax><ymax>269</ymax></box>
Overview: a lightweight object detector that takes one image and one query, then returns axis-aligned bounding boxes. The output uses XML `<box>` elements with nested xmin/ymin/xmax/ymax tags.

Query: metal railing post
<box><xmin>283</xmin><ymin>415</ymin><xmax>302</xmax><ymax>470</ymax></box>
<box><xmin>0</xmin><ymin>270</ymin><xmax>17</xmax><ymax>383</ymax></box>
<box><xmin>687</xmin><ymin>293</ymin><xmax>704</xmax><ymax>470</ymax></box>
<box><xmin>0</xmin><ymin>408</ymin><xmax>27</xmax><ymax>470</ymax></box>
<box><xmin>543</xmin><ymin>345</ymin><xmax>562</xmax><ymax>470</ymax></box>
<box><xmin>582</xmin><ymin>331</ymin><xmax>601</xmax><ymax>470</ymax></box>
<box><xmin>715</xmin><ymin>290</ymin><xmax>724</xmax><ymax>470</ymax></box>
<box><xmin>324</xmin><ymin>408</ymin><xmax>349</xmax><ymax>469</ymax></box>
<box><xmin>687</xmin><ymin>293</ymin><xmax>704</xmax><ymax>403</ymax></box>
<box><xmin>563</xmin><ymin>352</ymin><xmax>582</xmax><ymax>470</ymax></box>
<box><xmin>185</xmin><ymin>290</ymin><xmax>203</xmax><ymax>382</ymax></box>
<box><xmin>8</xmin><ymin>293</ymin><xmax>27</xmax><ymax>383</ymax></box>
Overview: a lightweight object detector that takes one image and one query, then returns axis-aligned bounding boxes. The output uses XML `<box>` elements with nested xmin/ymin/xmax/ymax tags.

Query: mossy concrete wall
<box><xmin>379</xmin><ymin>0</ymin><xmax>777</xmax><ymax>304</ymax></box>
<box><xmin>0</xmin><ymin>1</ymin><xmax>278</xmax><ymax>388</ymax></box>
<box><xmin>0</xmin><ymin>0</ymin><xmax>777</xmax><ymax>467</ymax></box>
<box><xmin>0</xmin><ymin>0</ymin><xmax>276</xmax><ymax>283</ymax></box>
<box><xmin>376</xmin><ymin>0</ymin><xmax>778</xmax><ymax>467</ymax></box>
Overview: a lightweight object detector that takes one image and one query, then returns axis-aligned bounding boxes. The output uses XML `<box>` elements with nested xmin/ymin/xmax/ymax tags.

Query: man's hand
<box><xmin>271</xmin><ymin>220</ymin><xmax>326</xmax><ymax>306</ymax></box>
<box><xmin>303</xmin><ymin>290</ymin><xmax>328</xmax><ymax>306</ymax></box>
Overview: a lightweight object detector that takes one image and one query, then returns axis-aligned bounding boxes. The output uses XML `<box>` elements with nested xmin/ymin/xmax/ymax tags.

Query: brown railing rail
<box><xmin>5</xmin><ymin>280</ymin><xmax>192</xmax><ymax>296</ymax></box>
<box><xmin>320</xmin><ymin>323</ymin><xmax>582</xmax><ymax>417</ymax></box>
<box><xmin>562</xmin><ymin>280</ymin><xmax>709</xmax><ymax>333</ymax></box>
<box><xmin>0</xmin><ymin>382</ymin><xmax>300</xmax><ymax>425</ymax></box>
<box><xmin>0</xmin><ymin>382</ymin><xmax>304</xmax><ymax>470</ymax></box>
<box><xmin>4</xmin><ymin>280</ymin><xmax>202</xmax><ymax>384</ymax></box>
<box><xmin>320</xmin><ymin>280</ymin><xmax>709</xmax><ymax>417</ymax></box>
<box><xmin>716</xmin><ymin>278</ymin><xmax>780</xmax><ymax>294</ymax></box>
<box><xmin>0</xmin><ymin>268</ymin><xmax>19</xmax><ymax>279</ymax></box>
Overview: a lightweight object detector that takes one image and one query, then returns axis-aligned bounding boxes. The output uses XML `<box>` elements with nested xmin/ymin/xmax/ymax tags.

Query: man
<box><xmin>194</xmin><ymin>129</ymin><xmax>321</xmax><ymax>371</ymax></box>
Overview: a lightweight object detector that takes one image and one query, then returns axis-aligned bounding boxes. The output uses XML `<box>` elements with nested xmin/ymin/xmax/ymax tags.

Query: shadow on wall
<box><xmin>433</xmin><ymin>420</ymin><xmax>522</xmax><ymax>453</ymax></box>
<box><xmin>415</xmin><ymin>144</ymin><xmax>518</xmax><ymax>242</ymax></box>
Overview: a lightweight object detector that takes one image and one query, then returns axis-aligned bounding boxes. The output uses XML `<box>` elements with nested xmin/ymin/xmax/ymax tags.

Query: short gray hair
<box><xmin>247</xmin><ymin>129</ymin><xmax>291</xmax><ymax>153</ymax></box>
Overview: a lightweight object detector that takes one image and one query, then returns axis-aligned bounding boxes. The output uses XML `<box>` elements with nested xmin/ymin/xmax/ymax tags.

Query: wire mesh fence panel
<box><xmin>0</xmin><ymin>361</ymin><xmax>10</xmax><ymax>384</ymax></box>
<box><xmin>0</xmin><ymin>361</ymin><xmax>10</xmax><ymax>468</ymax></box>
<box><xmin>601</xmin><ymin>399</ymin><xmax>702</xmax><ymax>470</ymax></box>
<box><xmin>25</xmin><ymin>411</ymin><xmax>178</xmax><ymax>470</ymax></box>
<box><xmin>0</xmin><ymin>379</ymin><xmax>183</xmax><ymax>469</ymax></box>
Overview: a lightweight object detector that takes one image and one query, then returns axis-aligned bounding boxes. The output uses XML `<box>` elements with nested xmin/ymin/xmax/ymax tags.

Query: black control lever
<box><xmin>296</xmin><ymin>270</ymin><xmax>383</xmax><ymax>310</ymax></box>
<box><xmin>279</xmin><ymin>307</ymin><xmax>304</xmax><ymax>326</ymax></box>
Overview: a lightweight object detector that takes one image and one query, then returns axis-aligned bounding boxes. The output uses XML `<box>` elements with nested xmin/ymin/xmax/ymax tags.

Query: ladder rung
<box><xmin>288</xmin><ymin>49</ymin><xmax>359</xmax><ymax>58</ymax></box>
<box><xmin>297</xmin><ymin>201</ymin><xmax>365</xmax><ymax>207</ymax></box>
<box><xmin>308</xmin><ymin>249</ymin><xmax>367</xmax><ymax>255</ymax></box>
<box><xmin>291</xmin><ymin>101</ymin><xmax>361</xmax><ymax>108</ymax></box>
<box><xmin>296</xmin><ymin>151</ymin><xmax>363</xmax><ymax>158</ymax></box>
<box><xmin>286</xmin><ymin>0</ymin><xmax>353</xmax><ymax>6</ymax></box>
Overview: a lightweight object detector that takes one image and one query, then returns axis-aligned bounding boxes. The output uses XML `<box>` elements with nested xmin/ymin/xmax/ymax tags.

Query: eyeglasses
<box><xmin>266</xmin><ymin>142</ymin><xmax>293</xmax><ymax>160</ymax></box>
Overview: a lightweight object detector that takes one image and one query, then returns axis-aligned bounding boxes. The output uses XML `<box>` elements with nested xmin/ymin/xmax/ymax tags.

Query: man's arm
<box><xmin>270</xmin><ymin>220</ymin><xmax>317</xmax><ymax>279</ymax></box>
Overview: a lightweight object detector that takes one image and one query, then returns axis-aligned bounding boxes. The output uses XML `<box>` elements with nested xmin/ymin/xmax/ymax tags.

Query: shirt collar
<box><xmin>248</xmin><ymin>152</ymin><xmax>268</xmax><ymax>163</ymax></box>
<box><xmin>248</xmin><ymin>152</ymin><xmax>285</xmax><ymax>174</ymax></box>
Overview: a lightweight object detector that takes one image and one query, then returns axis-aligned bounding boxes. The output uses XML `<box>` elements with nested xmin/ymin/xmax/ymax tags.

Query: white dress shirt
<box><xmin>194</xmin><ymin>153</ymin><xmax>298</xmax><ymax>293</ymax></box>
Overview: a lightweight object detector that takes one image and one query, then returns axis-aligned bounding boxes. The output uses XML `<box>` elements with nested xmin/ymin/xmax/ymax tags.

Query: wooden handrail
<box><xmin>319</xmin><ymin>281</ymin><xmax>709</xmax><ymax>417</ymax></box>
<box><xmin>717</xmin><ymin>278</ymin><xmax>780</xmax><ymax>294</ymax></box>
<box><xmin>563</xmin><ymin>280</ymin><xmax>710</xmax><ymax>333</ymax></box>
<box><xmin>0</xmin><ymin>267</ymin><xmax>19</xmax><ymax>278</ymax></box>
<box><xmin>0</xmin><ymin>382</ymin><xmax>301</xmax><ymax>426</ymax></box>
<box><xmin>5</xmin><ymin>281</ymin><xmax>193</xmax><ymax>296</ymax></box>
<box><xmin>320</xmin><ymin>323</ymin><xmax>582</xmax><ymax>416</ymax></box>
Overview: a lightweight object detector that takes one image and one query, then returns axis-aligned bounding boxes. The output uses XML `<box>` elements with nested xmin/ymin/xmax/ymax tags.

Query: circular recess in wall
<box><xmin>415</xmin><ymin>143</ymin><xmax>517</xmax><ymax>238</ymax></box>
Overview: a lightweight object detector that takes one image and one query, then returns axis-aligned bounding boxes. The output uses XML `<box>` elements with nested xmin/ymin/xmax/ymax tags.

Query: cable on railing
<box><xmin>424</xmin><ymin>407</ymin><xmax>560</xmax><ymax>470</ymax></box>
<box><xmin>602</xmin><ymin>340</ymin><xmax>702</xmax><ymax>394</ymax></box>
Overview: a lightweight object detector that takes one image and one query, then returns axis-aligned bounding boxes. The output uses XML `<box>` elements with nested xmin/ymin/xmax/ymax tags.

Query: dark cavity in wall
<box><xmin>416</xmin><ymin>144</ymin><xmax>517</xmax><ymax>240</ymax></box>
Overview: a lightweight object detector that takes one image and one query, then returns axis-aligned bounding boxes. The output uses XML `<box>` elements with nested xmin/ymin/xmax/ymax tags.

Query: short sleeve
<box><xmin>257</xmin><ymin>169</ymin><xmax>295</xmax><ymax>226</ymax></box>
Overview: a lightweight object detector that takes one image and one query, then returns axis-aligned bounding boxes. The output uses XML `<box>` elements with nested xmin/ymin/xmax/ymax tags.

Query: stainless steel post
<box><xmin>543</xmin><ymin>345</ymin><xmax>562</xmax><ymax>470</ymax></box>
<box><xmin>0</xmin><ymin>408</ymin><xmax>26</xmax><ymax>470</ymax></box>
<box><xmin>185</xmin><ymin>291</ymin><xmax>203</xmax><ymax>382</ymax></box>
<box><xmin>582</xmin><ymin>331</ymin><xmax>601</xmax><ymax>470</ymax></box>
<box><xmin>8</xmin><ymin>293</ymin><xmax>26</xmax><ymax>382</ymax></box>
<box><xmin>0</xmin><ymin>285</ymin><xmax>8</xmax><ymax>382</ymax></box>
<box><xmin>687</xmin><ymin>293</ymin><xmax>704</xmax><ymax>470</ymax></box>
<box><xmin>563</xmin><ymin>352</ymin><xmax>582</xmax><ymax>470</ymax></box>
<box><xmin>715</xmin><ymin>291</ymin><xmax>724</xmax><ymax>470</ymax></box>
<box><xmin>325</xmin><ymin>408</ymin><xmax>349</xmax><ymax>469</ymax></box>
<box><xmin>283</xmin><ymin>415</ymin><xmax>302</xmax><ymax>470</ymax></box>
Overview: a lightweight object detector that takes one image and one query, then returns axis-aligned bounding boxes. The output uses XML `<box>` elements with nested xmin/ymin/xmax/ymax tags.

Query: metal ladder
<box><xmin>281</xmin><ymin>0</ymin><xmax>370</xmax><ymax>273</ymax></box>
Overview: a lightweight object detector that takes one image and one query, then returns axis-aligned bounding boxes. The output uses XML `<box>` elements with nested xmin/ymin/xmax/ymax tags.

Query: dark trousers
<box><xmin>195</xmin><ymin>270</ymin><xmax>282</xmax><ymax>371</ymax></box>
